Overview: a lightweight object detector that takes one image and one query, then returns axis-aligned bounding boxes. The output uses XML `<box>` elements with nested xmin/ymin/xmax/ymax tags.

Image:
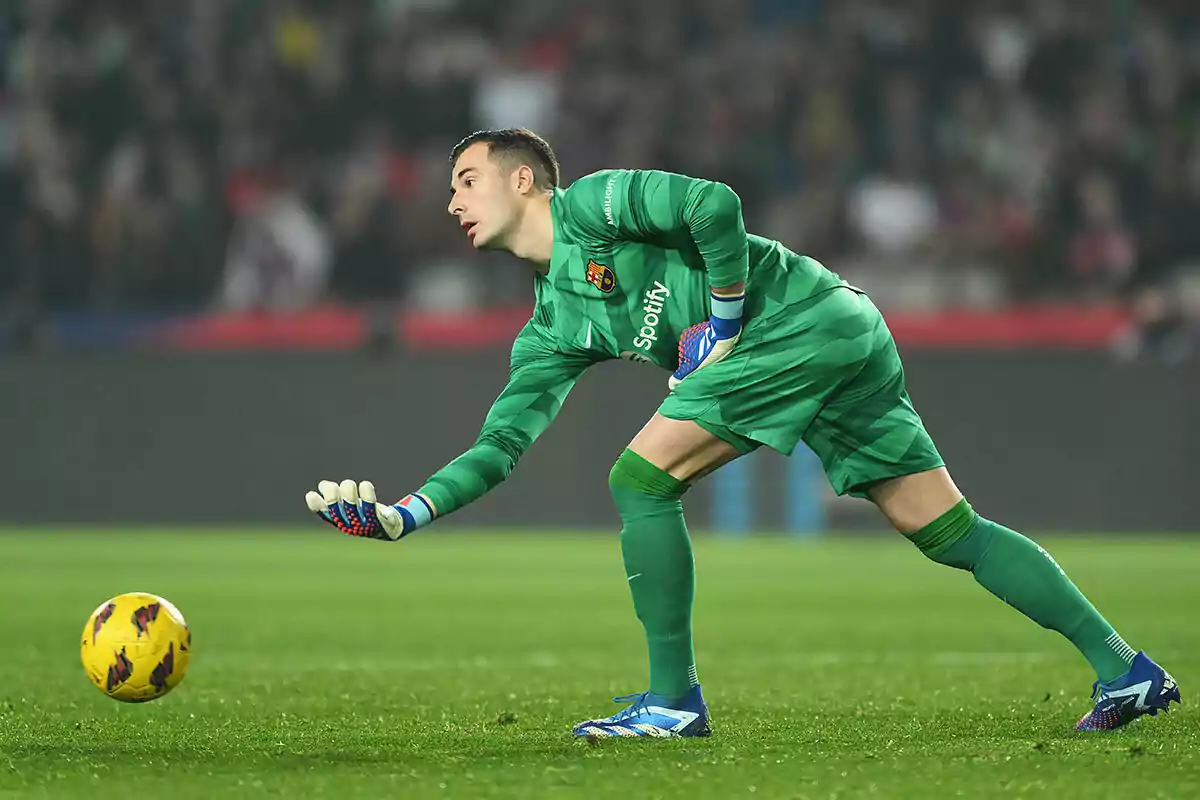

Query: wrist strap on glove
<box><xmin>709</xmin><ymin>291</ymin><xmax>744</xmax><ymax>337</ymax></box>
<box><xmin>394</xmin><ymin>493</ymin><xmax>435</xmax><ymax>533</ymax></box>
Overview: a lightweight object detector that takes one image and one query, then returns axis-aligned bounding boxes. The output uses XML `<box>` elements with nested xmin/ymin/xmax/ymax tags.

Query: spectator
<box><xmin>218</xmin><ymin>172</ymin><xmax>331</xmax><ymax>312</ymax></box>
<box><xmin>0</xmin><ymin>0</ymin><xmax>1196</xmax><ymax>327</ymax></box>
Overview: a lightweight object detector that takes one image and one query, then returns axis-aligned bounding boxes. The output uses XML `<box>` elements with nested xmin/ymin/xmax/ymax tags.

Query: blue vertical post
<box><xmin>711</xmin><ymin>453</ymin><xmax>753</xmax><ymax>536</ymax></box>
<box><xmin>786</xmin><ymin>445</ymin><xmax>825</xmax><ymax>538</ymax></box>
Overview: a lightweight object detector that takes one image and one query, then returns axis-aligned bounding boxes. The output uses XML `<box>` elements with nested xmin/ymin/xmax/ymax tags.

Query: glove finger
<box><xmin>359</xmin><ymin>481</ymin><xmax>380</xmax><ymax>528</ymax></box>
<box><xmin>338</xmin><ymin>478</ymin><xmax>363</xmax><ymax>527</ymax></box>
<box><xmin>306</xmin><ymin>490</ymin><xmax>335</xmax><ymax>525</ymax></box>
<box><xmin>319</xmin><ymin>480</ymin><xmax>340</xmax><ymax>504</ymax></box>
<box><xmin>313</xmin><ymin>480</ymin><xmax>347</xmax><ymax>527</ymax></box>
<box><xmin>306</xmin><ymin>490</ymin><xmax>327</xmax><ymax>514</ymax></box>
<box><xmin>319</xmin><ymin>480</ymin><xmax>350</xmax><ymax>526</ymax></box>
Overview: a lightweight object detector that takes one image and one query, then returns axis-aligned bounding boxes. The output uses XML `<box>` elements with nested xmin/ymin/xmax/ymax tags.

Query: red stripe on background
<box><xmin>149</xmin><ymin>304</ymin><xmax>1130</xmax><ymax>351</ymax></box>
<box><xmin>399</xmin><ymin>305</ymin><xmax>1130</xmax><ymax>350</ymax></box>
<box><xmin>882</xmin><ymin>306</ymin><xmax>1129</xmax><ymax>349</ymax></box>
<box><xmin>155</xmin><ymin>307</ymin><xmax>368</xmax><ymax>350</ymax></box>
<box><xmin>398</xmin><ymin>308</ymin><xmax>531</xmax><ymax>350</ymax></box>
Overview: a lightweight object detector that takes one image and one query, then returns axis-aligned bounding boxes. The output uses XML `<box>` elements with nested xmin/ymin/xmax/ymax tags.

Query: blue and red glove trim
<box><xmin>393</xmin><ymin>493</ymin><xmax>435</xmax><ymax>535</ymax></box>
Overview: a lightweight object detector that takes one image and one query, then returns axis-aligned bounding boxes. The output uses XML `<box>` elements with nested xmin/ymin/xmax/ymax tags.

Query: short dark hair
<box><xmin>449</xmin><ymin>128</ymin><xmax>560</xmax><ymax>190</ymax></box>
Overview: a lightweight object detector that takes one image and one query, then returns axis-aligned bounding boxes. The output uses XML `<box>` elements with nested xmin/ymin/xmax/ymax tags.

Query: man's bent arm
<box><xmin>414</xmin><ymin>323</ymin><xmax>591</xmax><ymax>520</ymax></box>
<box><xmin>562</xmin><ymin>169</ymin><xmax>750</xmax><ymax>291</ymax></box>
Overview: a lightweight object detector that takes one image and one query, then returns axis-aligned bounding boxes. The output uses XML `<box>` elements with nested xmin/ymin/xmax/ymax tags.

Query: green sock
<box><xmin>609</xmin><ymin>449</ymin><xmax>698</xmax><ymax>700</ymax></box>
<box><xmin>909</xmin><ymin>499</ymin><xmax>1136</xmax><ymax>682</ymax></box>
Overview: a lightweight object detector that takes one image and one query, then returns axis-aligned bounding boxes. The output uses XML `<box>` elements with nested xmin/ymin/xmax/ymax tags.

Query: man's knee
<box><xmin>627</xmin><ymin>414</ymin><xmax>741</xmax><ymax>483</ymax></box>
<box><xmin>868</xmin><ymin>467</ymin><xmax>964</xmax><ymax>534</ymax></box>
<box><xmin>609</xmin><ymin>449</ymin><xmax>689</xmax><ymax>501</ymax></box>
<box><xmin>906</xmin><ymin>497</ymin><xmax>991</xmax><ymax>571</ymax></box>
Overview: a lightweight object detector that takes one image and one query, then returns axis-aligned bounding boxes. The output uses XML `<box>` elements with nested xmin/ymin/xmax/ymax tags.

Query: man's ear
<box><xmin>513</xmin><ymin>164</ymin><xmax>536</xmax><ymax>195</ymax></box>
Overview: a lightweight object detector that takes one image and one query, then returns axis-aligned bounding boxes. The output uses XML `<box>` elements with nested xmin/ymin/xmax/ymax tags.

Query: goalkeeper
<box><xmin>307</xmin><ymin>128</ymin><xmax>1178</xmax><ymax>737</ymax></box>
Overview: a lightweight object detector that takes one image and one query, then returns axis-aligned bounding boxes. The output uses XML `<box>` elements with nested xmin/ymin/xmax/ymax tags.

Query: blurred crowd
<box><xmin>2</xmin><ymin>0</ymin><xmax>1200</xmax><ymax>343</ymax></box>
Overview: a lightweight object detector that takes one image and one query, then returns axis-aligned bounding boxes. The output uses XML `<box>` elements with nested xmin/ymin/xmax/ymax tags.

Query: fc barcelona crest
<box><xmin>585</xmin><ymin>259</ymin><xmax>616</xmax><ymax>293</ymax></box>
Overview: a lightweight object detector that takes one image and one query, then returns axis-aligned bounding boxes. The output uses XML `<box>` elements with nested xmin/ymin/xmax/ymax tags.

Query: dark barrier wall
<box><xmin>2</xmin><ymin>352</ymin><xmax>1197</xmax><ymax>532</ymax></box>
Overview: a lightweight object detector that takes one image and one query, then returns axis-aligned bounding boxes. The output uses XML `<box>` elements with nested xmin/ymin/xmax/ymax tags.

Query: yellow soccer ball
<box><xmin>80</xmin><ymin>592</ymin><xmax>192</xmax><ymax>702</ymax></box>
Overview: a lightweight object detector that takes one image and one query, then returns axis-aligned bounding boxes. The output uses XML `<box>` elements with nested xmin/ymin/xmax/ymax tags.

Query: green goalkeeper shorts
<box><xmin>657</xmin><ymin>286</ymin><xmax>944</xmax><ymax>498</ymax></box>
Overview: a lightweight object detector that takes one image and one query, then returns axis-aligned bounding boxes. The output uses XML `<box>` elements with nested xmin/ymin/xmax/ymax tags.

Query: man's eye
<box><xmin>465</xmin><ymin>179</ymin><xmax>474</xmax><ymax>187</ymax></box>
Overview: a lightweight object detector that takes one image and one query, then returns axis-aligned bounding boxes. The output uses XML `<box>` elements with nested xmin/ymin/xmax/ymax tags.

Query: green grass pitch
<box><xmin>0</xmin><ymin>529</ymin><xmax>1197</xmax><ymax>799</ymax></box>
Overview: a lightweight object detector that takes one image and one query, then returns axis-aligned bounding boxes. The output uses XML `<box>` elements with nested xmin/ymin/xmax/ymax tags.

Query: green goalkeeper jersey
<box><xmin>416</xmin><ymin>169</ymin><xmax>847</xmax><ymax>517</ymax></box>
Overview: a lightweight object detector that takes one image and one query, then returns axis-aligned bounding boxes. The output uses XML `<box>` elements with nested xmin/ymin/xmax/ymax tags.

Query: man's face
<box><xmin>447</xmin><ymin>142</ymin><xmax>520</xmax><ymax>251</ymax></box>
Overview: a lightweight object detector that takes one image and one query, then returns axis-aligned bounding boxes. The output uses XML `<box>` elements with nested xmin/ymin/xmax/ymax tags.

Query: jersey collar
<box><xmin>544</xmin><ymin>188</ymin><xmax>570</xmax><ymax>282</ymax></box>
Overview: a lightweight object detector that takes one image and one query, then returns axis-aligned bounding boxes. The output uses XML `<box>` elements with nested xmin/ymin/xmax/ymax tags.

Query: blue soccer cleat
<box><xmin>1075</xmin><ymin>651</ymin><xmax>1181</xmax><ymax>731</ymax></box>
<box><xmin>572</xmin><ymin>685</ymin><xmax>712</xmax><ymax>738</ymax></box>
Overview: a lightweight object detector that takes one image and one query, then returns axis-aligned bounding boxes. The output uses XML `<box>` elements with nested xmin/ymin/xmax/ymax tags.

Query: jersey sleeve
<box><xmin>415</xmin><ymin>322</ymin><xmax>590</xmax><ymax>519</ymax></box>
<box><xmin>560</xmin><ymin>169</ymin><xmax>749</xmax><ymax>288</ymax></box>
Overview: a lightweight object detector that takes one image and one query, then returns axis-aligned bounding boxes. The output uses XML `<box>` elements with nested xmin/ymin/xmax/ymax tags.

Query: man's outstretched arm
<box><xmin>307</xmin><ymin>323</ymin><xmax>591</xmax><ymax>539</ymax></box>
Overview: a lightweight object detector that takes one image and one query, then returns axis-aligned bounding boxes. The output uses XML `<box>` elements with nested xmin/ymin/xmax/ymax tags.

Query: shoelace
<box><xmin>610</xmin><ymin>692</ymin><xmax>651</xmax><ymax>722</ymax></box>
<box><xmin>1090</xmin><ymin>672</ymin><xmax>1130</xmax><ymax>702</ymax></box>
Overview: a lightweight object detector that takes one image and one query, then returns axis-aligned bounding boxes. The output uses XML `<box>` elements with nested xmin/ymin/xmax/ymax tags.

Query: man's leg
<box><xmin>871</xmin><ymin>467</ymin><xmax>1180</xmax><ymax>730</ymax></box>
<box><xmin>808</xmin><ymin>303</ymin><xmax>1181</xmax><ymax>730</ymax></box>
<box><xmin>619</xmin><ymin>414</ymin><xmax>741</xmax><ymax>698</ymax></box>
<box><xmin>571</xmin><ymin>414</ymin><xmax>739</xmax><ymax>738</ymax></box>
<box><xmin>868</xmin><ymin>467</ymin><xmax>1137</xmax><ymax>682</ymax></box>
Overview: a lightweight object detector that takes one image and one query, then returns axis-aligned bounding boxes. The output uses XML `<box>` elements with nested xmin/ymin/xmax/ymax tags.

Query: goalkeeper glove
<box><xmin>305</xmin><ymin>479</ymin><xmax>434</xmax><ymax>541</ymax></box>
<box><xmin>668</xmin><ymin>291</ymin><xmax>744</xmax><ymax>390</ymax></box>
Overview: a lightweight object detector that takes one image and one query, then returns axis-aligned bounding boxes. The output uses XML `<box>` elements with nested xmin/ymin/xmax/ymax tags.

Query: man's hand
<box><xmin>305</xmin><ymin>479</ymin><xmax>412</xmax><ymax>541</ymax></box>
<box><xmin>669</xmin><ymin>289</ymin><xmax>745</xmax><ymax>390</ymax></box>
